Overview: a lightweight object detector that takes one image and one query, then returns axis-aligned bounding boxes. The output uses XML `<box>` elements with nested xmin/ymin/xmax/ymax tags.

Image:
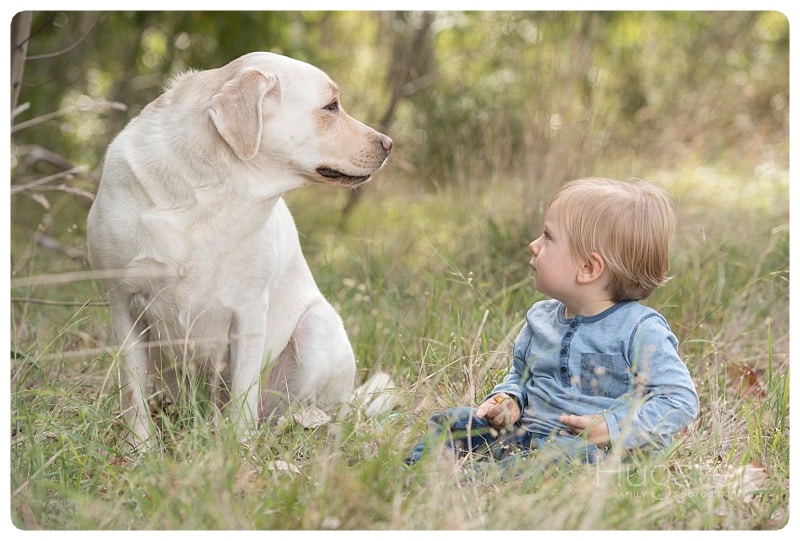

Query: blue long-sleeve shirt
<box><xmin>489</xmin><ymin>299</ymin><xmax>700</xmax><ymax>451</ymax></box>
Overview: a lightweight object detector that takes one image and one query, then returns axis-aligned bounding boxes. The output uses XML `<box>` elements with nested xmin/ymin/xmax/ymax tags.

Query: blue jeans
<box><xmin>406</xmin><ymin>406</ymin><xmax>606</xmax><ymax>465</ymax></box>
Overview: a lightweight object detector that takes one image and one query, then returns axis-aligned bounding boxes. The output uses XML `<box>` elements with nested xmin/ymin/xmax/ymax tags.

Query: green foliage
<box><xmin>12</xmin><ymin>12</ymin><xmax>788</xmax><ymax>191</ymax></box>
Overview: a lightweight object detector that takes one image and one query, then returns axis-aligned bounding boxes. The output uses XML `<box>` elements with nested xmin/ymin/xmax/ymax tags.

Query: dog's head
<box><xmin>208</xmin><ymin>52</ymin><xmax>392</xmax><ymax>189</ymax></box>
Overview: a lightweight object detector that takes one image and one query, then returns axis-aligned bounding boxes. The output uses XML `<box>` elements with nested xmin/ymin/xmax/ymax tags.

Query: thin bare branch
<box><xmin>11</xmin><ymin>100</ymin><xmax>126</xmax><ymax>133</ymax></box>
<box><xmin>23</xmin><ymin>183</ymin><xmax>96</xmax><ymax>202</ymax></box>
<box><xmin>11</xmin><ymin>297</ymin><xmax>107</xmax><ymax>307</ymax></box>
<box><xmin>11</xmin><ymin>268</ymin><xmax>165</xmax><ymax>289</ymax></box>
<box><xmin>10</xmin><ymin>166</ymin><xmax>89</xmax><ymax>194</ymax></box>
<box><xmin>26</xmin><ymin>15</ymin><xmax>99</xmax><ymax>61</ymax></box>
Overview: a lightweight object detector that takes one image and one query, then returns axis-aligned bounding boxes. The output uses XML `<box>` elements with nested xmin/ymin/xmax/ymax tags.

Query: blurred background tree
<box><xmin>9</xmin><ymin>10</ymin><xmax>789</xmax><ymax>265</ymax></box>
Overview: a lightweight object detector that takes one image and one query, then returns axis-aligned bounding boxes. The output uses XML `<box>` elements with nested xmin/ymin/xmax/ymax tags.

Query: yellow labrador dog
<box><xmin>87</xmin><ymin>52</ymin><xmax>392</xmax><ymax>451</ymax></box>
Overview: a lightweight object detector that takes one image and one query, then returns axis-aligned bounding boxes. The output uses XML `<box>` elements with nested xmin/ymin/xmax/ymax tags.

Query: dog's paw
<box><xmin>352</xmin><ymin>371</ymin><xmax>397</xmax><ymax>418</ymax></box>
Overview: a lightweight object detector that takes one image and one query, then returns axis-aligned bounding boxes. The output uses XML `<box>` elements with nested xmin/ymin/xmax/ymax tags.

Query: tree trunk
<box><xmin>340</xmin><ymin>11</ymin><xmax>435</xmax><ymax>226</ymax></box>
<box><xmin>11</xmin><ymin>11</ymin><xmax>33</xmax><ymax>116</ymax></box>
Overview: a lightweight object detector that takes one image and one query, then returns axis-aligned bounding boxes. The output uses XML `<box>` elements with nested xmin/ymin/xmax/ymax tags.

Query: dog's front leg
<box><xmin>229</xmin><ymin>308</ymin><xmax>267</xmax><ymax>441</ymax></box>
<box><xmin>109</xmin><ymin>290</ymin><xmax>155</xmax><ymax>453</ymax></box>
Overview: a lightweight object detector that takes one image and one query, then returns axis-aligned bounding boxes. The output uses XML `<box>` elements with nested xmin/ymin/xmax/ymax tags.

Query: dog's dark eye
<box><xmin>324</xmin><ymin>99</ymin><xmax>339</xmax><ymax>113</ymax></box>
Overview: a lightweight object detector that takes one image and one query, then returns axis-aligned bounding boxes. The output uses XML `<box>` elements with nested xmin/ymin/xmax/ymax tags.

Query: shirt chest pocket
<box><xmin>579</xmin><ymin>353</ymin><xmax>630</xmax><ymax>398</ymax></box>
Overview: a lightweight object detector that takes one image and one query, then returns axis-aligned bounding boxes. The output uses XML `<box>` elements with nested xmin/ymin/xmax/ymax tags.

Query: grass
<box><xmin>8</xmin><ymin>164</ymin><xmax>789</xmax><ymax>530</ymax></box>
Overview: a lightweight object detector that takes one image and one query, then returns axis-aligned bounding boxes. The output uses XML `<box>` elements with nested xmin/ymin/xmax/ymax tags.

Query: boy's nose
<box><xmin>529</xmin><ymin>239</ymin><xmax>539</xmax><ymax>256</ymax></box>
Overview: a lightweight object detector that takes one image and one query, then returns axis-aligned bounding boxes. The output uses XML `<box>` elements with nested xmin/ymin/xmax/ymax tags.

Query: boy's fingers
<box><xmin>477</xmin><ymin>395</ymin><xmax>507</xmax><ymax>421</ymax></box>
<box><xmin>560</xmin><ymin>413</ymin><xmax>585</xmax><ymax>431</ymax></box>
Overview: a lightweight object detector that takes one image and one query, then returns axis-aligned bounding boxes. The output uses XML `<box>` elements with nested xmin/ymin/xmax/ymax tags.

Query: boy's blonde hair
<box><xmin>549</xmin><ymin>177</ymin><xmax>676</xmax><ymax>301</ymax></box>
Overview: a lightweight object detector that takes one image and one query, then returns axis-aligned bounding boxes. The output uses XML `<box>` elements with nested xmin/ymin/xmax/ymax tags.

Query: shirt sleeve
<box><xmin>487</xmin><ymin>321</ymin><xmax>532</xmax><ymax>410</ymax></box>
<box><xmin>603</xmin><ymin>313</ymin><xmax>700</xmax><ymax>450</ymax></box>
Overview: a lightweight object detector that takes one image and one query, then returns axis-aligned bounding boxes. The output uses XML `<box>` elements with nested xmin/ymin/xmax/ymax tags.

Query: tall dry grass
<box><xmin>9</xmin><ymin>158</ymin><xmax>788</xmax><ymax>529</ymax></box>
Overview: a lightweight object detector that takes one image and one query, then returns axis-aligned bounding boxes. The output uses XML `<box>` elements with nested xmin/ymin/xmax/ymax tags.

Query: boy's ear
<box><xmin>577</xmin><ymin>252</ymin><xmax>606</xmax><ymax>284</ymax></box>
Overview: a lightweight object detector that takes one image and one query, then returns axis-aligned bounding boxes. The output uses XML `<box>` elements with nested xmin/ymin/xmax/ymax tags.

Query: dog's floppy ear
<box><xmin>209</xmin><ymin>69</ymin><xmax>279</xmax><ymax>161</ymax></box>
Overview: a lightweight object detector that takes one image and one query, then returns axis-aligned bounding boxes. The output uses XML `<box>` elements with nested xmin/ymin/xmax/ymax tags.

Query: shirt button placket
<box><xmin>560</xmin><ymin>320</ymin><xmax>579</xmax><ymax>386</ymax></box>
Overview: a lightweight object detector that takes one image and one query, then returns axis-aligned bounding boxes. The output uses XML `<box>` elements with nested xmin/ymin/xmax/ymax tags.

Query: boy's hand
<box><xmin>476</xmin><ymin>393</ymin><xmax>521</xmax><ymax>428</ymax></box>
<box><xmin>559</xmin><ymin>413</ymin><xmax>610</xmax><ymax>446</ymax></box>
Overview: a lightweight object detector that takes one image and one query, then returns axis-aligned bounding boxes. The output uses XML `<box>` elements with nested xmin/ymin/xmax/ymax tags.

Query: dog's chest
<box><xmin>137</xmin><ymin>198</ymin><xmax>279</xmax><ymax>300</ymax></box>
<box><xmin>124</xmin><ymin>197</ymin><xmax>293</xmax><ymax>360</ymax></box>
<box><xmin>138</xmin><ymin>235</ymin><xmax>269</xmax><ymax>305</ymax></box>
<box><xmin>129</xmin><ymin>255</ymin><xmax>263</xmax><ymax>362</ymax></box>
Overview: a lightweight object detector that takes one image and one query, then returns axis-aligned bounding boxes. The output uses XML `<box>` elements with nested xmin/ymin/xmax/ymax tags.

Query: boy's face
<box><xmin>528</xmin><ymin>199</ymin><xmax>582</xmax><ymax>301</ymax></box>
